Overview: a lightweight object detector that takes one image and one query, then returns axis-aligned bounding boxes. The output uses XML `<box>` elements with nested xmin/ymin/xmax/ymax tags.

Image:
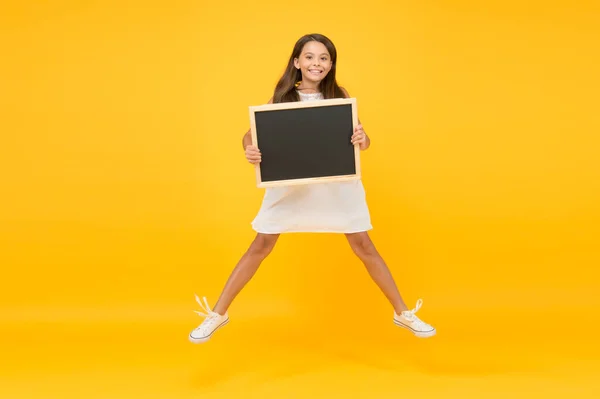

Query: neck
<box><xmin>296</xmin><ymin>80</ymin><xmax>320</xmax><ymax>93</ymax></box>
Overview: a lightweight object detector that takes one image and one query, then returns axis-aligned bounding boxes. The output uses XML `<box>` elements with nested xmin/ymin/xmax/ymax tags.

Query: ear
<box><xmin>293</xmin><ymin>58</ymin><xmax>300</xmax><ymax>69</ymax></box>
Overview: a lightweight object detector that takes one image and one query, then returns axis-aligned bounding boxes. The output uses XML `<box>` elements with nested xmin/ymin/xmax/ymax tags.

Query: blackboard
<box><xmin>249</xmin><ymin>98</ymin><xmax>360</xmax><ymax>188</ymax></box>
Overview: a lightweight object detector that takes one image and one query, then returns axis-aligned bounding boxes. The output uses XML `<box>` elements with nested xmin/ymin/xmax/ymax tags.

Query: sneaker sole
<box><xmin>393</xmin><ymin>319</ymin><xmax>436</xmax><ymax>338</ymax></box>
<box><xmin>189</xmin><ymin>318</ymin><xmax>229</xmax><ymax>344</ymax></box>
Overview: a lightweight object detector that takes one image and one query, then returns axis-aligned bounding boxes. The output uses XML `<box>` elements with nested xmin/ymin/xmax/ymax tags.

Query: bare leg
<box><xmin>345</xmin><ymin>231</ymin><xmax>408</xmax><ymax>314</ymax></box>
<box><xmin>212</xmin><ymin>233</ymin><xmax>279</xmax><ymax>315</ymax></box>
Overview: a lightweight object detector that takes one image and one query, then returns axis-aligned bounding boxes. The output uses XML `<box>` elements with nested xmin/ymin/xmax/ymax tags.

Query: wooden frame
<box><xmin>249</xmin><ymin>97</ymin><xmax>360</xmax><ymax>188</ymax></box>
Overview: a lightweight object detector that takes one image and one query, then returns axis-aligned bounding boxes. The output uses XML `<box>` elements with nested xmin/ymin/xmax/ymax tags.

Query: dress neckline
<box><xmin>297</xmin><ymin>90</ymin><xmax>322</xmax><ymax>97</ymax></box>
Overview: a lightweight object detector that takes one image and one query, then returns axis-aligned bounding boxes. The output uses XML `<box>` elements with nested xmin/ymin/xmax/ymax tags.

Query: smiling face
<box><xmin>293</xmin><ymin>40</ymin><xmax>333</xmax><ymax>87</ymax></box>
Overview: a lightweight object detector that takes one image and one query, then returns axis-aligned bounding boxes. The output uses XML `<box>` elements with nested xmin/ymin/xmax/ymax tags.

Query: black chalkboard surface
<box><xmin>249</xmin><ymin>98</ymin><xmax>361</xmax><ymax>188</ymax></box>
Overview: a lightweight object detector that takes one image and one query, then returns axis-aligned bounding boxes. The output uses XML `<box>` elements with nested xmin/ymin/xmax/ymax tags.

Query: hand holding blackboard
<box><xmin>350</xmin><ymin>124</ymin><xmax>369</xmax><ymax>149</ymax></box>
<box><xmin>249</xmin><ymin>97</ymin><xmax>360</xmax><ymax>188</ymax></box>
<box><xmin>245</xmin><ymin>144</ymin><xmax>262</xmax><ymax>164</ymax></box>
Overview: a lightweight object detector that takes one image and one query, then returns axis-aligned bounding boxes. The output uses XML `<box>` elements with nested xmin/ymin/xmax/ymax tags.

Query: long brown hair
<box><xmin>273</xmin><ymin>33</ymin><xmax>346</xmax><ymax>103</ymax></box>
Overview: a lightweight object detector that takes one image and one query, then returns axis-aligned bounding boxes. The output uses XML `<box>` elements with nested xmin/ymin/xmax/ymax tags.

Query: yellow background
<box><xmin>1</xmin><ymin>0</ymin><xmax>599</xmax><ymax>397</ymax></box>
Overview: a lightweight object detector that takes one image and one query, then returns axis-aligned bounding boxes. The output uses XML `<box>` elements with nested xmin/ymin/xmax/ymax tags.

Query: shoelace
<box><xmin>402</xmin><ymin>299</ymin><xmax>427</xmax><ymax>325</ymax></box>
<box><xmin>193</xmin><ymin>294</ymin><xmax>220</xmax><ymax>329</ymax></box>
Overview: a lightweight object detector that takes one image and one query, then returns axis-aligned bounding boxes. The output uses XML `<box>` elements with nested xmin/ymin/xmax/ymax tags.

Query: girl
<box><xmin>189</xmin><ymin>33</ymin><xmax>436</xmax><ymax>343</ymax></box>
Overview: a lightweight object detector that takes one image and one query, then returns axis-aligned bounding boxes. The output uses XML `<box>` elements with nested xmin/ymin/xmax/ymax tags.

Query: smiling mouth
<box><xmin>308</xmin><ymin>69</ymin><xmax>323</xmax><ymax>75</ymax></box>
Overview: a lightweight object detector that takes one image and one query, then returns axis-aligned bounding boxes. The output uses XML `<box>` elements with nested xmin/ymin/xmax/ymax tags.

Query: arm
<box><xmin>242</xmin><ymin>128</ymin><xmax>253</xmax><ymax>150</ymax></box>
<box><xmin>242</xmin><ymin>97</ymin><xmax>273</xmax><ymax>164</ymax></box>
<box><xmin>242</xmin><ymin>97</ymin><xmax>273</xmax><ymax>150</ymax></box>
<box><xmin>340</xmin><ymin>87</ymin><xmax>370</xmax><ymax>151</ymax></box>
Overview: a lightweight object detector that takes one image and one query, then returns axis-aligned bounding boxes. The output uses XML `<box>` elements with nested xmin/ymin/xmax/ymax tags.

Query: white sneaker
<box><xmin>189</xmin><ymin>295</ymin><xmax>229</xmax><ymax>344</ymax></box>
<box><xmin>393</xmin><ymin>299</ymin><xmax>436</xmax><ymax>338</ymax></box>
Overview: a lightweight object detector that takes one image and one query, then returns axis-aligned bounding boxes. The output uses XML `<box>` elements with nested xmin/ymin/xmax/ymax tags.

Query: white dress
<box><xmin>251</xmin><ymin>91</ymin><xmax>373</xmax><ymax>234</ymax></box>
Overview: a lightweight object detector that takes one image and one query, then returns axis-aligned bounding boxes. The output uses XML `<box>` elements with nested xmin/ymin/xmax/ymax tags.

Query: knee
<box><xmin>248</xmin><ymin>234</ymin><xmax>279</xmax><ymax>258</ymax></box>
<box><xmin>347</xmin><ymin>233</ymin><xmax>377</xmax><ymax>257</ymax></box>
